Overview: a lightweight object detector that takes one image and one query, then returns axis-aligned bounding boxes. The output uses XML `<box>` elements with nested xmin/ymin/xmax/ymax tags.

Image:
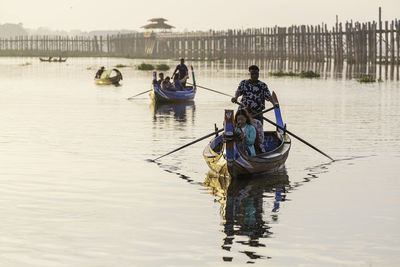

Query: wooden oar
<box><xmin>187</xmin><ymin>82</ymin><xmax>234</xmax><ymax>98</ymax></box>
<box><xmin>234</xmin><ymin>98</ymin><xmax>333</xmax><ymax>161</ymax></box>
<box><xmin>151</xmin><ymin>107</ymin><xmax>275</xmax><ymax>162</ymax></box>
<box><xmin>151</xmin><ymin>128</ymin><xmax>224</xmax><ymax>161</ymax></box>
<box><xmin>262</xmin><ymin>116</ymin><xmax>335</xmax><ymax>161</ymax></box>
<box><xmin>128</xmin><ymin>72</ymin><xmax>156</xmax><ymax>100</ymax></box>
<box><xmin>127</xmin><ymin>89</ymin><xmax>151</xmax><ymax>100</ymax></box>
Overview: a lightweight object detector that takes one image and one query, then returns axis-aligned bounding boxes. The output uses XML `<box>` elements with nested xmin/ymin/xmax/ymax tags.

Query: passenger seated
<box><xmin>173</xmin><ymin>74</ymin><xmax>184</xmax><ymax>91</ymax></box>
<box><xmin>162</xmin><ymin>76</ymin><xmax>174</xmax><ymax>90</ymax></box>
<box><xmin>252</xmin><ymin>119</ymin><xmax>265</xmax><ymax>153</ymax></box>
<box><xmin>157</xmin><ymin>73</ymin><xmax>164</xmax><ymax>86</ymax></box>
<box><xmin>234</xmin><ymin>109</ymin><xmax>256</xmax><ymax>156</ymax></box>
<box><xmin>180</xmin><ymin>74</ymin><xmax>189</xmax><ymax>88</ymax></box>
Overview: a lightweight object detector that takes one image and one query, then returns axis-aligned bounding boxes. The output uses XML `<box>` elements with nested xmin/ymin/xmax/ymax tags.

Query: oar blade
<box><xmin>127</xmin><ymin>89</ymin><xmax>151</xmax><ymax>100</ymax></box>
<box><xmin>271</xmin><ymin>91</ymin><xmax>284</xmax><ymax>133</ymax></box>
<box><xmin>263</xmin><ymin>116</ymin><xmax>334</xmax><ymax>161</ymax></box>
<box><xmin>152</xmin><ymin>128</ymin><xmax>224</xmax><ymax>161</ymax></box>
<box><xmin>186</xmin><ymin>83</ymin><xmax>234</xmax><ymax>98</ymax></box>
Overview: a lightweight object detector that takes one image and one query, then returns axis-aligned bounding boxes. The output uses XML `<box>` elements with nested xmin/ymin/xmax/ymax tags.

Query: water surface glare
<box><xmin>0</xmin><ymin>57</ymin><xmax>399</xmax><ymax>266</ymax></box>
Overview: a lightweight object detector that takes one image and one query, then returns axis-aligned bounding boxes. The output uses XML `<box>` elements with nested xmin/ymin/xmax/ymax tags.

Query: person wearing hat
<box><xmin>95</xmin><ymin>66</ymin><xmax>105</xmax><ymax>79</ymax></box>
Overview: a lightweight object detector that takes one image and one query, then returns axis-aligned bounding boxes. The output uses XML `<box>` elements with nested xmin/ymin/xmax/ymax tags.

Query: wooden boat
<box><xmin>150</xmin><ymin>68</ymin><xmax>196</xmax><ymax>103</ymax></box>
<box><xmin>203</xmin><ymin>92</ymin><xmax>291</xmax><ymax>179</ymax></box>
<box><xmin>39</xmin><ymin>57</ymin><xmax>67</xmax><ymax>62</ymax></box>
<box><xmin>150</xmin><ymin>82</ymin><xmax>196</xmax><ymax>103</ymax></box>
<box><xmin>94</xmin><ymin>69</ymin><xmax>123</xmax><ymax>85</ymax></box>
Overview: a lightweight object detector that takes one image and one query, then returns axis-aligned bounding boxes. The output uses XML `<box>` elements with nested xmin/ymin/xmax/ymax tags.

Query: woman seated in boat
<box><xmin>234</xmin><ymin>109</ymin><xmax>257</xmax><ymax>156</ymax></box>
<box><xmin>161</xmin><ymin>76</ymin><xmax>175</xmax><ymax>91</ymax></box>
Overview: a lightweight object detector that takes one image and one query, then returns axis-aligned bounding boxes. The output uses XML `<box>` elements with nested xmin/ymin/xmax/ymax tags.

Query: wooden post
<box><xmin>385</xmin><ymin>21</ymin><xmax>389</xmax><ymax>64</ymax></box>
<box><xmin>325</xmin><ymin>24</ymin><xmax>330</xmax><ymax>62</ymax></box>
<box><xmin>397</xmin><ymin>20</ymin><xmax>400</xmax><ymax>65</ymax></box>
<box><xmin>390</xmin><ymin>21</ymin><xmax>395</xmax><ymax>64</ymax></box>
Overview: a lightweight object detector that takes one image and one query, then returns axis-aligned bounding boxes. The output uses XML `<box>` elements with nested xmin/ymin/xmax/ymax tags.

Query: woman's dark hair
<box><xmin>234</xmin><ymin>109</ymin><xmax>253</xmax><ymax>125</ymax></box>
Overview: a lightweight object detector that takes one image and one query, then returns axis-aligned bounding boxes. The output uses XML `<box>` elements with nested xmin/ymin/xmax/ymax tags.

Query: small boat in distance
<box><xmin>39</xmin><ymin>57</ymin><xmax>67</xmax><ymax>62</ymax></box>
<box><xmin>150</xmin><ymin>67</ymin><xmax>196</xmax><ymax>103</ymax></box>
<box><xmin>151</xmin><ymin>81</ymin><xmax>196</xmax><ymax>103</ymax></box>
<box><xmin>94</xmin><ymin>69</ymin><xmax>123</xmax><ymax>85</ymax></box>
<box><xmin>203</xmin><ymin>92</ymin><xmax>291</xmax><ymax>179</ymax></box>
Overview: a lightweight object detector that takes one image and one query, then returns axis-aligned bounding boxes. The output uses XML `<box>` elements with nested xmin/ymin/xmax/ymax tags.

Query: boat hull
<box><xmin>203</xmin><ymin>131</ymin><xmax>291</xmax><ymax>179</ymax></box>
<box><xmin>151</xmin><ymin>83</ymin><xmax>195</xmax><ymax>103</ymax></box>
<box><xmin>39</xmin><ymin>57</ymin><xmax>67</xmax><ymax>62</ymax></box>
<box><xmin>94</xmin><ymin>76</ymin><xmax>121</xmax><ymax>85</ymax></box>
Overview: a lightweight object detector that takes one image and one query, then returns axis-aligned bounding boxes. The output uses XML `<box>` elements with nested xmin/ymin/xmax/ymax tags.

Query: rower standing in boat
<box><xmin>171</xmin><ymin>58</ymin><xmax>189</xmax><ymax>87</ymax></box>
<box><xmin>231</xmin><ymin>65</ymin><xmax>277</xmax><ymax>124</ymax></box>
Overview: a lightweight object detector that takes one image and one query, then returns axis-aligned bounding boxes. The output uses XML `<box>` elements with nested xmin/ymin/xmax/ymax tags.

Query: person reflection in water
<box><xmin>203</xmin><ymin>173</ymin><xmax>288</xmax><ymax>263</ymax></box>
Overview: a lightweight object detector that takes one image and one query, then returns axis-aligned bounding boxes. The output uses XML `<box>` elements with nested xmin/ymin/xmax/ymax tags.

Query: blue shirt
<box><xmin>174</xmin><ymin>64</ymin><xmax>188</xmax><ymax>79</ymax></box>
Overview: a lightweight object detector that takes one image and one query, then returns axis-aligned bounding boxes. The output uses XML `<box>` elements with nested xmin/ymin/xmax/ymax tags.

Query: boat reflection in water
<box><xmin>150</xmin><ymin>101</ymin><xmax>196</xmax><ymax>123</ymax></box>
<box><xmin>203</xmin><ymin>170</ymin><xmax>289</xmax><ymax>263</ymax></box>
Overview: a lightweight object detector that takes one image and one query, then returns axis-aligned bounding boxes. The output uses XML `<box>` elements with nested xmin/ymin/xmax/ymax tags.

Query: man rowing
<box><xmin>171</xmin><ymin>58</ymin><xmax>188</xmax><ymax>87</ymax></box>
<box><xmin>231</xmin><ymin>65</ymin><xmax>277</xmax><ymax>123</ymax></box>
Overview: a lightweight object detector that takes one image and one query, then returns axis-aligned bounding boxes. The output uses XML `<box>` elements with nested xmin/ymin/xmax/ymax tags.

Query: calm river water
<box><xmin>1</xmin><ymin>57</ymin><xmax>399</xmax><ymax>266</ymax></box>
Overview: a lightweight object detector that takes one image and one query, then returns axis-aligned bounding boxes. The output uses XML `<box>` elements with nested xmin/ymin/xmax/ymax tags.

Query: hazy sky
<box><xmin>1</xmin><ymin>0</ymin><xmax>399</xmax><ymax>31</ymax></box>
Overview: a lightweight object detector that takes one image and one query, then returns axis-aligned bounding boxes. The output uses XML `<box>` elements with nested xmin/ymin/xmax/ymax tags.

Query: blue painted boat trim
<box><xmin>153</xmin><ymin>83</ymin><xmax>196</xmax><ymax>102</ymax></box>
<box><xmin>274</xmin><ymin>106</ymin><xmax>284</xmax><ymax>133</ymax></box>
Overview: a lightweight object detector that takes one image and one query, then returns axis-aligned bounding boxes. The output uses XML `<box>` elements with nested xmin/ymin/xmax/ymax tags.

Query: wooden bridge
<box><xmin>1</xmin><ymin>15</ymin><xmax>399</xmax><ymax>67</ymax></box>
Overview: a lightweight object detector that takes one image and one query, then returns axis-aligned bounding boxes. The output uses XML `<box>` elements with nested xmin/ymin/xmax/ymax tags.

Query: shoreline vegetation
<box><xmin>269</xmin><ymin>70</ymin><xmax>320</xmax><ymax>78</ymax></box>
<box><xmin>359</xmin><ymin>75</ymin><xmax>376</xmax><ymax>83</ymax></box>
<box><xmin>115</xmin><ymin>64</ymin><xmax>129</xmax><ymax>68</ymax></box>
<box><xmin>19</xmin><ymin>62</ymin><xmax>31</xmax><ymax>66</ymax></box>
<box><xmin>85</xmin><ymin>62</ymin><xmax>171</xmax><ymax>71</ymax></box>
<box><xmin>137</xmin><ymin>63</ymin><xmax>170</xmax><ymax>71</ymax></box>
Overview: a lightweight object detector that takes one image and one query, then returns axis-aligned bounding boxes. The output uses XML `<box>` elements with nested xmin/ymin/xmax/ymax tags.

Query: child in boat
<box><xmin>234</xmin><ymin>109</ymin><xmax>257</xmax><ymax>156</ymax></box>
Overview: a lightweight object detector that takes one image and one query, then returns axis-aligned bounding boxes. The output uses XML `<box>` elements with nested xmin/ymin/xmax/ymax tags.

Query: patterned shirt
<box><xmin>236</xmin><ymin>79</ymin><xmax>272</xmax><ymax>114</ymax></box>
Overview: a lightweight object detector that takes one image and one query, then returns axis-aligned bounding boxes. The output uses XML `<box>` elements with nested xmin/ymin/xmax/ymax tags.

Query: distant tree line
<box><xmin>0</xmin><ymin>23</ymin><xmax>27</xmax><ymax>37</ymax></box>
<box><xmin>0</xmin><ymin>22</ymin><xmax>137</xmax><ymax>37</ymax></box>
